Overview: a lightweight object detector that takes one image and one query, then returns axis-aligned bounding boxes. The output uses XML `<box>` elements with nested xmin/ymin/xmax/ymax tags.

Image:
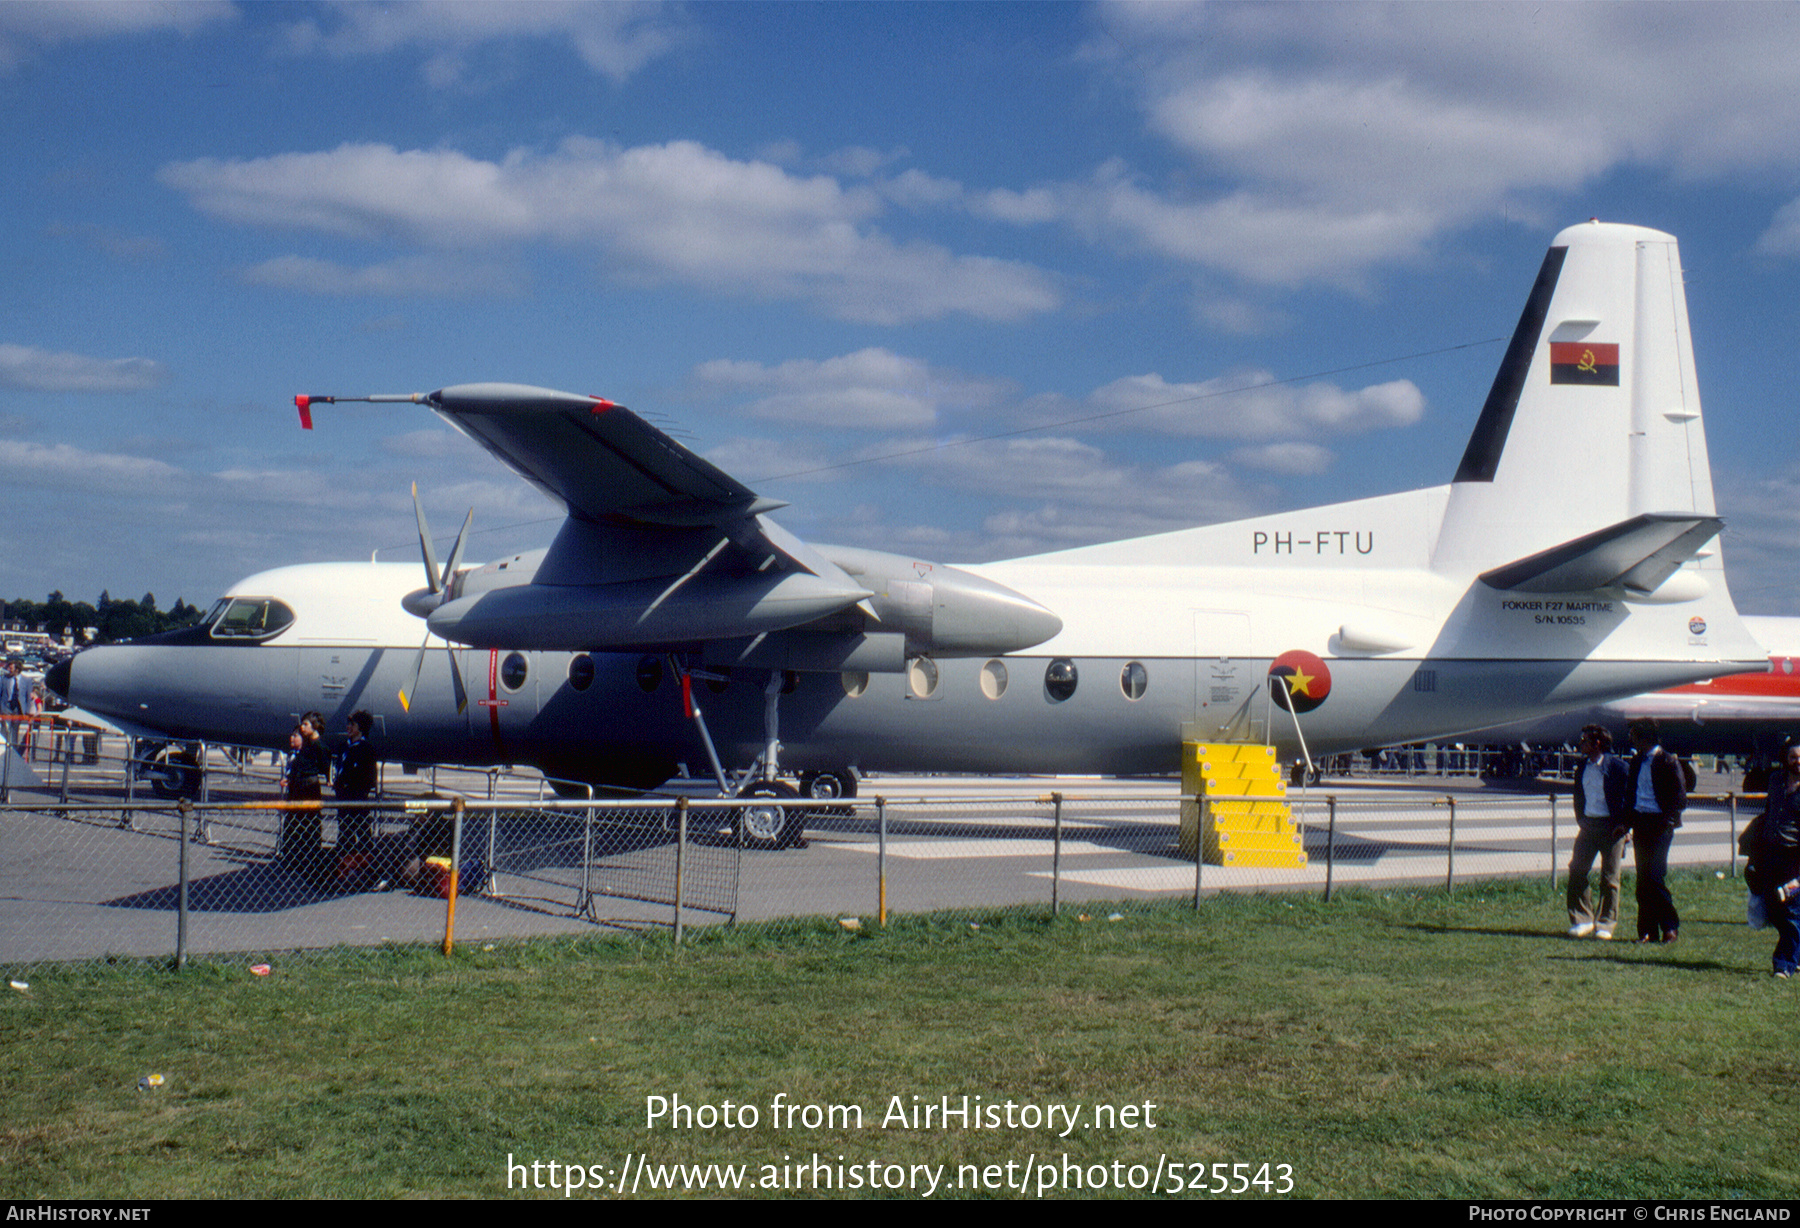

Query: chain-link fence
<box><xmin>0</xmin><ymin>757</ymin><xmax>1758</xmax><ymax>974</ymax></box>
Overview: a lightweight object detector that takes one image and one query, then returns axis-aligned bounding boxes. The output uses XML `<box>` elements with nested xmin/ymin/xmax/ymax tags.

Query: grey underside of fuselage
<box><xmin>71</xmin><ymin>643</ymin><xmax>1754</xmax><ymax>779</ymax></box>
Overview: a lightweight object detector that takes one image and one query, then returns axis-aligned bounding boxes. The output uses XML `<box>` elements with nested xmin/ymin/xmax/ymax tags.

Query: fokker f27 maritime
<box><xmin>49</xmin><ymin>222</ymin><xmax>1770</xmax><ymax>843</ymax></box>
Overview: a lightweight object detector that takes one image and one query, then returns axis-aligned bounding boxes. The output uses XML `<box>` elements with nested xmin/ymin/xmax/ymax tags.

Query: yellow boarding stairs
<box><xmin>1179</xmin><ymin>741</ymin><xmax>1308</xmax><ymax>868</ymax></box>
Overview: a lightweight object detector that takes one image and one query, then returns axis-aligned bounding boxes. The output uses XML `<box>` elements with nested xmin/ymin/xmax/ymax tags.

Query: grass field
<box><xmin>3</xmin><ymin>870</ymin><xmax>1796</xmax><ymax>1200</ymax></box>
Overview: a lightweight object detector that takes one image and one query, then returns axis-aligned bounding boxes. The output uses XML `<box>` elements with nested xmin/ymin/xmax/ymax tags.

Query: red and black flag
<box><xmin>1549</xmin><ymin>342</ymin><xmax>1619</xmax><ymax>386</ymax></box>
<box><xmin>1268</xmin><ymin>650</ymin><xmax>1332</xmax><ymax>714</ymax></box>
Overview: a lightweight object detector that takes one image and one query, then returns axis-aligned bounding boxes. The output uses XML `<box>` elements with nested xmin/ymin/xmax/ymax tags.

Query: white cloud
<box><xmin>891</xmin><ymin>437</ymin><xmax>1272</xmax><ymax>557</ymax></box>
<box><xmin>378</xmin><ymin>429</ymin><xmax>487</xmax><ymax>461</ymax></box>
<box><xmin>700</xmin><ymin>436</ymin><xmax>840</xmax><ymax>486</ymax></box>
<box><xmin>817</xmin><ymin>145</ymin><xmax>907</xmax><ymax>179</ymax></box>
<box><xmin>0</xmin><ymin>1</ymin><xmax>234</xmax><ymax>71</ymax></box>
<box><xmin>0</xmin><ymin>344</ymin><xmax>167</xmax><ymax>393</ymax></box>
<box><xmin>1064</xmin><ymin>4</ymin><xmax>1800</xmax><ymax>284</ymax></box>
<box><xmin>44</xmin><ymin>221</ymin><xmax>168</xmax><ymax>263</ymax></box>
<box><xmin>160</xmin><ymin>139</ymin><xmax>1061</xmax><ymax>323</ymax></box>
<box><xmin>694</xmin><ymin>348</ymin><xmax>1013</xmax><ymax>430</ymax></box>
<box><xmin>280</xmin><ymin>0</ymin><xmax>685</xmax><ymax>87</ymax></box>
<box><xmin>1194</xmin><ymin>295</ymin><xmax>1289</xmax><ymax>337</ymax></box>
<box><xmin>1083</xmin><ymin>372</ymin><xmax>1423</xmax><ymax>439</ymax></box>
<box><xmin>1756</xmin><ymin>199</ymin><xmax>1800</xmax><ymax>257</ymax></box>
<box><xmin>1228</xmin><ymin>442</ymin><xmax>1334</xmax><ymax>476</ymax></box>
<box><xmin>240</xmin><ymin>254</ymin><xmax>523</xmax><ymax>298</ymax></box>
<box><xmin>0</xmin><ymin>439</ymin><xmax>183</xmax><ymax>488</ymax></box>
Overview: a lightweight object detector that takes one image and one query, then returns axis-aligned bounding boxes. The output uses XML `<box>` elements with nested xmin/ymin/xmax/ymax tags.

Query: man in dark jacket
<box><xmin>1627</xmin><ymin>718</ymin><xmax>1687</xmax><ymax>943</ymax></box>
<box><xmin>1751</xmin><ymin>741</ymin><xmax>1800</xmax><ymax>978</ymax></box>
<box><xmin>334</xmin><ymin>710</ymin><xmax>378</xmax><ymax>858</ymax></box>
<box><xmin>1568</xmin><ymin>724</ymin><xmax>1632</xmax><ymax>939</ymax></box>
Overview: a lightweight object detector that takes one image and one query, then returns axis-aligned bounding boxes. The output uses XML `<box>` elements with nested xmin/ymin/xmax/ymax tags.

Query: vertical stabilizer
<box><xmin>1432</xmin><ymin>222</ymin><xmax>1717</xmax><ymax>581</ymax></box>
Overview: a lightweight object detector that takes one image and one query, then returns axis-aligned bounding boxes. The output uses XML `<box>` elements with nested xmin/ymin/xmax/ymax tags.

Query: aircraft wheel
<box><xmin>737</xmin><ymin>780</ymin><xmax>803</xmax><ymax>849</ymax></box>
<box><xmin>146</xmin><ymin>745</ymin><xmax>201</xmax><ymax>799</ymax></box>
<box><xmin>799</xmin><ymin>770</ymin><xmax>857</xmax><ymax>800</ymax></box>
<box><xmin>798</xmin><ymin>769</ymin><xmax>856</xmax><ymax>818</ymax></box>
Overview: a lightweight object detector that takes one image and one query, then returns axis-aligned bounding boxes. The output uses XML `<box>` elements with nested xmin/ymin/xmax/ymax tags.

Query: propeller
<box><xmin>399</xmin><ymin>483</ymin><xmax>473</xmax><ymax>713</ymax></box>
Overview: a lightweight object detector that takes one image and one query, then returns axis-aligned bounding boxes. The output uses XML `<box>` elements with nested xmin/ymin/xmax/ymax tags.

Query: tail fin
<box><xmin>1432</xmin><ymin>221</ymin><xmax>1718</xmax><ymax>590</ymax></box>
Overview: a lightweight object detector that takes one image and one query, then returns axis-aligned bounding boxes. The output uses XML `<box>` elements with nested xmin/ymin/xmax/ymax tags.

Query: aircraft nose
<box><xmin>44</xmin><ymin>658</ymin><xmax>71</xmax><ymax>700</ymax></box>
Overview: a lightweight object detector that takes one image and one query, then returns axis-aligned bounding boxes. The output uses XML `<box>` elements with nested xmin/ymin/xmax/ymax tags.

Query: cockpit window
<box><xmin>210</xmin><ymin>598</ymin><xmax>296</xmax><ymax>641</ymax></box>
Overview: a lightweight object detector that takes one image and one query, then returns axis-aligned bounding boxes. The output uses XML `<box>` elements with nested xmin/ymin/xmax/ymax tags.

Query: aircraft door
<box><xmin>1191</xmin><ymin>610</ymin><xmax>1256</xmax><ymax>742</ymax></box>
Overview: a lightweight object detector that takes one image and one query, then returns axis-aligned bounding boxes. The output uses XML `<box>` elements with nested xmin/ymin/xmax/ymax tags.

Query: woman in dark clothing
<box><xmin>279</xmin><ymin>717</ymin><xmax>331</xmax><ymax>874</ymax></box>
<box><xmin>1753</xmin><ymin>742</ymin><xmax>1800</xmax><ymax>979</ymax></box>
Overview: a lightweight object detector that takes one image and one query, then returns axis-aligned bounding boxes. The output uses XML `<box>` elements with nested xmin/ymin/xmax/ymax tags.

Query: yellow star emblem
<box><xmin>1283</xmin><ymin>667</ymin><xmax>1315</xmax><ymax>697</ymax></box>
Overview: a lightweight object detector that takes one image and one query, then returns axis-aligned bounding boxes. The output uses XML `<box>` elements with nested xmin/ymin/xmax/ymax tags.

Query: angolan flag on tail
<box><xmin>1550</xmin><ymin>341</ymin><xmax>1620</xmax><ymax>385</ymax></box>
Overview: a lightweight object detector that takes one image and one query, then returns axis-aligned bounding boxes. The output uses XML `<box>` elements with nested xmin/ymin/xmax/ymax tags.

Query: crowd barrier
<box><xmin>0</xmin><ymin>779</ymin><xmax>1757</xmax><ymax>972</ymax></box>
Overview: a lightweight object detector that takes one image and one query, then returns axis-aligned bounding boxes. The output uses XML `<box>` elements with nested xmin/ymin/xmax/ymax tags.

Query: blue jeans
<box><xmin>1765</xmin><ymin>890</ymin><xmax>1800</xmax><ymax>975</ymax></box>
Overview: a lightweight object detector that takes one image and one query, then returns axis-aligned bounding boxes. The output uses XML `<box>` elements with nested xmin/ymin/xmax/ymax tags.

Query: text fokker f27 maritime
<box><xmin>49</xmin><ymin>222</ymin><xmax>1769</xmax><ymax>844</ymax></box>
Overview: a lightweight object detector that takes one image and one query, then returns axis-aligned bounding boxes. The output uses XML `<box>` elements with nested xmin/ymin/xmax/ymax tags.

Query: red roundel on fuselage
<box><xmin>1268</xmin><ymin>650</ymin><xmax>1332</xmax><ymax>714</ymax></box>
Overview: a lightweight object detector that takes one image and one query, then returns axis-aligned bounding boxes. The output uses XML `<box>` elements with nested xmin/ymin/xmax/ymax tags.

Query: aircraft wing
<box><xmin>296</xmin><ymin>382</ymin><xmax>1060</xmax><ymax>661</ymax></box>
<box><xmin>425</xmin><ymin>383</ymin><xmax>784</xmax><ymax>528</ymax></box>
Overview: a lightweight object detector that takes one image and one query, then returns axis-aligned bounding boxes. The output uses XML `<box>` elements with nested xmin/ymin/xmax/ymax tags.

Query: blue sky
<box><xmin>4</xmin><ymin>1</ymin><xmax>1800</xmax><ymax>617</ymax></box>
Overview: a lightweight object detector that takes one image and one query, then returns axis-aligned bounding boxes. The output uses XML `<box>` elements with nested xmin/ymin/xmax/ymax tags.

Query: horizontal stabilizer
<box><xmin>1478</xmin><ymin>512</ymin><xmax>1721</xmax><ymax>594</ymax></box>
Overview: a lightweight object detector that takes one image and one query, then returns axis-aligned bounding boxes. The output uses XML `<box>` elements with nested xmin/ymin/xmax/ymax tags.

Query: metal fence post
<box><xmin>1549</xmin><ymin>792</ymin><xmax>1558</xmax><ymax>896</ymax></box>
<box><xmin>1192</xmin><ymin>794</ymin><xmax>1205</xmax><ymax>909</ymax></box>
<box><xmin>1050</xmin><ymin>791</ymin><xmax>1063</xmax><ymax>917</ymax></box>
<box><xmin>58</xmin><ymin>720</ymin><xmax>71</xmax><ymax>806</ymax></box>
<box><xmin>1324</xmin><ymin>795</ymin><xmax>1337</xmax><ymax>902</ymax></box>
<box><xmin>673</xmin><ymin>796</ymin><xmax>688</xmax><ymax>946</ymax></box>
<box><xmin>443</xmin><ymin>796</ymin><xmax>464</xmax><ymax>956</ymax></box>
<box><xmin>1445</xmin><ymin>795</ymin><xmax>1456</xmax><ymax>893</ymax></box>
<box><xmin>876</xmin><ymin>796</ymin><xmax>888</xmax><ymax>928</ymax></box>
<box><xmin>123</xmin><ymin>735</ymin><xmax>136</xmax><ymax>828</ymax></box>
<box><xmin>176</xmin><ymin>799</ymin><xmax>191</xmax><ymax>972</ymax></box>
<box><xmin>1728</xmin><ymin>793</ymin><xmax>1739</xmax><ymax>878</ymax></box>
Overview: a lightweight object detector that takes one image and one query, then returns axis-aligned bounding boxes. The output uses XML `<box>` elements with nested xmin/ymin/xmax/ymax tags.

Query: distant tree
<box><xmin>2</xmin><ymin>587</ymin><xmax>204</xmax><ymax>643</ymax></box>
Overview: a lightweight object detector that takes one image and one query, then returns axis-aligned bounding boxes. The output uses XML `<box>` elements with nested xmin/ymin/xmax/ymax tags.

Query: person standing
<box><xmin>1567</xmin><ymin>724</ymin><xmax>1631</xmax><ymax>939</ymax></box>
<box><xmin>279</xmin><ymin>714</ymin><xmax>331</xmax><ymax>876</ymax></box>
<box><xmin>0</xmin><ymin>659</ymin><xmax>29</xmax><ymax>750</ymax></box>
<box><xmin>1626</xmin><ymin>718</ymin><xmax>1687</xmax><ymax>943</ymax></box>
<box><xmin>1749</xmin><ymin>741</ymin><xmax>1800</xmax><ymax>979</ymax></box>
<box><xmin>334</xmin><ymin>710</ymin><xmax>378</xmax><ymax>859</ymax></box>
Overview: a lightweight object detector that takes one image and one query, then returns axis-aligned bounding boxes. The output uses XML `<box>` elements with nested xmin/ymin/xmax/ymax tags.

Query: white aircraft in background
<box><xmin>48</xmin><ymin>221</ymin><xmax>1769</xmax><ymax>844</ymax></box>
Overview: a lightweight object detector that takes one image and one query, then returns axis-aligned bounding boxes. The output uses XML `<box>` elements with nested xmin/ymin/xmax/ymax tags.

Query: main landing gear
<box><xmin>673</xmin><ymin>660</ymin><xmax>849</xmax><ymax>850</ymax></box>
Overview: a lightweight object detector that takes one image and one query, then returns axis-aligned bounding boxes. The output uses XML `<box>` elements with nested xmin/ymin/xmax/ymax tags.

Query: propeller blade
<box><xmin>398</xmin><ymin>632</ymin><xmax>430</xmax><ymax>712</ymax></box>
<box><xmin>413</xmin><ymin>482</ymin><xmax>442</xmax><ymax>596</ymax></box>
<box><xmin>440</xmin><ymin>506</ymin><xmax>473</xmax><ymax>593</ymax></box>
<box><xmin>449</xmin><ymin>648</ymin><xmax>468</xmax><ymax>716</ymax></box>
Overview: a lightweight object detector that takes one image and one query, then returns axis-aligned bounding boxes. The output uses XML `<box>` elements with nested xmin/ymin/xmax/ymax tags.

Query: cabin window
<box><xmin>980</xmin><ymin>659</ymin><xmax>1008</xmax><ymax>700</ymax></box>
<box><xmin>569</xmin><ymin>654</ymin><xmax>596</xmax><ymax>692</ymax></box>
<box><xmin>501</xmin><ymin>652</ymin><xmax>529</xmax><ymax>691</ymax></box>
<box><xmin>1045</xmin><ymin>658</ymin><xmax>1078</xmax><ymax>703</ymax></box>
<box><xmin>1120</xmin><ymin>661</ymin><xmax>1148</xmax><ymax>701</ymax></box>
<box><xmin>842</xmin><ymin>671</ymin><xmax>869</xmax><ymax>698</ymax></box>
<box><xmin>907</xmin><ymin>656</ymin><xmax>940</xmax><ymax>699</ymax></box>
<box><xmin>634</xmin><ymin>655</ymin><xmax>661</xmax><ymax>693</ymax></box>
<box><xmin>209</xmin><ymin>598</ymin><xmax>296</xmax><ymax>641</ymax></box>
